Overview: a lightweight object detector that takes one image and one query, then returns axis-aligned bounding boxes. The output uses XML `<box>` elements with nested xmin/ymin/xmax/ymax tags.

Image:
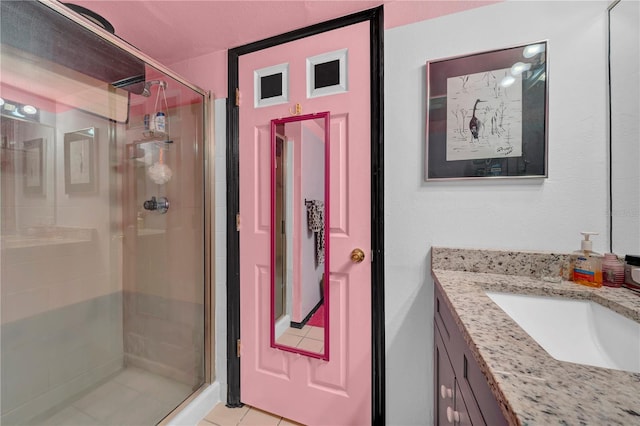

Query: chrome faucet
<box><xmin>143</xmin><ymin>196</ymin><xmax>169</xmax><ymax>214</ymax></box>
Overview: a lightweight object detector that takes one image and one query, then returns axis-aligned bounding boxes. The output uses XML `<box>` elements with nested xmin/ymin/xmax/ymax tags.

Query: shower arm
<box><xmin>141</xmin><ymin>80</ymin><xmax>167</xmax><ymax>97</ymax></box>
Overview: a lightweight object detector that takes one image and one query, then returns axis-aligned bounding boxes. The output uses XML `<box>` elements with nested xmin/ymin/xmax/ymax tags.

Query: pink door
<box><xmin>239</xmin><ymin>22</ymin><xmax>371</xmax><ymax>425</ymax></box>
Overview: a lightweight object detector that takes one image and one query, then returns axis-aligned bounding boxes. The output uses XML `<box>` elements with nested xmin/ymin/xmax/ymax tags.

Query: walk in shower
<box><xmin>1</xmin><ymin>1</ymin><xmax>210</xmax><ymax>424</ymax></box>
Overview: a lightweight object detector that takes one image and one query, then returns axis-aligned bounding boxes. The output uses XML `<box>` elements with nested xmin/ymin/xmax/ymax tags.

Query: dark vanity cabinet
<box><xmin>435</xmin><ymin>327</ymin><xmax>477</xmax><ymax>425</ymax></box>
<box><xmin>434</xmin><ymin>282</ymin><xmax>508</xmax><ymax>426</ymax></box>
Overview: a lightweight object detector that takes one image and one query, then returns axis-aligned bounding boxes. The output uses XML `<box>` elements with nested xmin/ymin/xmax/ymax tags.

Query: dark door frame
<box><xmin>226</xmin><ymin>7</ymin><xmax>385</xmax><ymax>424</ymax></box>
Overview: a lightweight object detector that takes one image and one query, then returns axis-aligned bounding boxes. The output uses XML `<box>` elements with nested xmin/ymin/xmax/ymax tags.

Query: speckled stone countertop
<box><xmin>431</xmin><ymin>247</ymin><xmax>640</xmax><ymax>426</ymax></box>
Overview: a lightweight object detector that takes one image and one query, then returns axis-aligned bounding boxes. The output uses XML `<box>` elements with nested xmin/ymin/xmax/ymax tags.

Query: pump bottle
<box><xmin>571</xmin><ymin>232</ymin><xmax>603</xmax><ymax>288</ymax></box>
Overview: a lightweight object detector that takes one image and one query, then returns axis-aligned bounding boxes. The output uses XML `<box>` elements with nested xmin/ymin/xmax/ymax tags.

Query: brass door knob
<box><xmin>350</xmin><ymin>248</ymin><xmax>365</xmax><ymax>263</ymax></box>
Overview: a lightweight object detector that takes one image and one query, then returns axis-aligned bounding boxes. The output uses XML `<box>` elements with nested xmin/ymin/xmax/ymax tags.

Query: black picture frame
<box><xmin>425</xmin><ymin>41</ymin><xmax>548</xmax><ymax>181</ymax></box>
<box><xmin>64</xmin><ymin>128</ymin><xmax>96</xmax><ymax>194</ymax></box>
<box><xmin>22</xmin><ymin>138</ymin><xmax>44</xmax><ymax>195</ymax></box>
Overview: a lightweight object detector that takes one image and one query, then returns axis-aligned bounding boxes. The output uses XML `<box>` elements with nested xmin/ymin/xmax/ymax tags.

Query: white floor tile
<box><xmin>72</xmin><ymin>381</ymin><xmax>140</xmax><ymax>422</ymax></box>
<box><xmin>33</xmin><ymin>367</ymin><xmax>192</xmax><ymax>426</ymax></box>
<box><xmin>35</xmin><ymin>406</ymin><xmax>104</xmax><ymax>426</ymax></box>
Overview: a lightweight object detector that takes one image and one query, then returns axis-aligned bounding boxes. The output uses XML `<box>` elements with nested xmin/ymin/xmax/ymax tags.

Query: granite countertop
<box><xmin>431</xmin><ymin>247</ymin><xmax>640</xmax><ymax>426</ymax></box>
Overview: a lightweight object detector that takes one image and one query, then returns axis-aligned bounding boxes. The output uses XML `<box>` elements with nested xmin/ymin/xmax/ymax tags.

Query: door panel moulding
<box><xmin>226</xmin><ymin>6</ymin><xmax>384</xmax><ymax>425</ymax></box>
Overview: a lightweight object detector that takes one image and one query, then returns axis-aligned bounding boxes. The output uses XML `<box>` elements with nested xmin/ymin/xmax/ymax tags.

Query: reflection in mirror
<box><xmin>1</xmin><ymin>114</ymin><xmax>56</xmax><ymax>236</ymax></box>
<box><xmin>64</xmin><ymin>128</ymin><xmax>96</xmax><ymax>194</ymax></box>
<box><xmin>271</xmin><ymin>112</ymin><xmax>330</xmax><ymax>360</ymax></box>
<box><xmin>609</xmin><ymin>0</ymin><xmax>640</xmax><ymax>255</ymax></box>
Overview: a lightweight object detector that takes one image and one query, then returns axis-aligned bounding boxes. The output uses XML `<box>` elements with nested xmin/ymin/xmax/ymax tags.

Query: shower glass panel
<box><xmin>0</xmin><ymin>2</ymin><xmax>208</xmax><ymax>425</ymax></box>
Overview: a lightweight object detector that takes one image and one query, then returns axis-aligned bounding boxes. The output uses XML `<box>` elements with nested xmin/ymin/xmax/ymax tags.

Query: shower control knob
<box><xmin>143</xmin><ymin>197</ymin><xmax>157</xmax><ymax>211</ymax></box>
<box><xmin>143</xmin><ymin>196</ymin><xmax>169</xmax><ymax>214</ymax></box>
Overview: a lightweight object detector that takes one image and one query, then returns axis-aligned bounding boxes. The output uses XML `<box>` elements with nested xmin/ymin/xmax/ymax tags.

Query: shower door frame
<box><xmin>37</xmin><ymin>0</ymin><xmax>215</xmax><ymax>422</ymax></box>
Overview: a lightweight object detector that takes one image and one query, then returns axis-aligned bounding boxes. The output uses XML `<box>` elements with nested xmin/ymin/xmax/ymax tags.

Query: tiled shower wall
<box><xmin>1</xmin><ymin>238</ymin><xmax>123</xmax><ymax>424</ymax></box>
<box><xmin>121</xmin><ymin>101</ymin><xmax>205</xmax><ymax>388</ymax></box>
<box><xmin>123</xmin><ymin>232</ymin><xmax>204</xmax><ymax>387</ymax></box>
<box><xmin>1</xmin><ymin>108</ymin><xmax>124</xmax><ymax>424</ymax></box>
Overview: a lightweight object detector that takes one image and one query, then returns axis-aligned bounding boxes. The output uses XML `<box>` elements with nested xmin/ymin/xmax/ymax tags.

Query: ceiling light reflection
<box><xmin>523</xmin><ymin>43</ymin><xmax>546</xmax><ymax>58</ymax></box>
<box><xmin>500</xmin><ymin>75</ymin><xmax>516</xmax><ymax>88</ymax></box>
<box><xmin>21</xmin><ymin>105</ymin><xmax>37</xmax><ymax>115</ymax></box>
<box><xmin>511</xmin><ymin>62</ymin><xmax>531</xmax><ymax>76</ymax></box>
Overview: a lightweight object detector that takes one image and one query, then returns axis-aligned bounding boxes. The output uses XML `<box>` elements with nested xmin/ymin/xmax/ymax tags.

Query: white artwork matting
<box><xmin>446</xmin><ymin>68</ymin><xmax>522</xmax><ymax>161</ymax></box>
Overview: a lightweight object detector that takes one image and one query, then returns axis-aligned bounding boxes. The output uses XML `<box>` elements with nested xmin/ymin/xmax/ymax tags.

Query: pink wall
<box><xmin>170</xmin><ymin>50</ymin><xmax>228</xmax><ymax>98</ymax></box>
<box><xmin>0</xmin><ymin>83</ymin><xmax>57</xmax><ymax>114</ymax></box>
<box><xmin>169</xmin><ymin>1</ymin><xmax>499</xmax><ymax>97</ymax></box>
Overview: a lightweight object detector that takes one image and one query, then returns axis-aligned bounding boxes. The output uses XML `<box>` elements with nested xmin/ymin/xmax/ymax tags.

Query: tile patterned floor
<box><xmin>200</xmin><ymin>404</ymin><xmax>304</xmax><ymax>426</ymax></box>
<box><xmin>275</xmin><ymin>325</ymin><xmax>324</xmax><ymax>354</ymax></box>
<box><xmin>29</xmin><ymin>367</ymin><xmax>193</xmax><ymax>426</ymax></box>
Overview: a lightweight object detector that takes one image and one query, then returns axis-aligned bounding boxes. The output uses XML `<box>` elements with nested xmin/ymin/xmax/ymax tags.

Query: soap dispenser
<box><xmin>571</xmin><ymin>232</ymin><xmax>603</xmax><ymax>288</ymax></box>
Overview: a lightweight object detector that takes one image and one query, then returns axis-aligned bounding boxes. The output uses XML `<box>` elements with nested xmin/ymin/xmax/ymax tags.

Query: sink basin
<box><xmin>485</xmin><ymin>291</ymin><xmax>640</xmax><ymax>373</ymax></box>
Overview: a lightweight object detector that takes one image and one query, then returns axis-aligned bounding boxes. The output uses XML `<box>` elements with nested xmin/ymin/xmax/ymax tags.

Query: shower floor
<box><xmin>28</xmin><ymin>366</ymin><xmax>193</xmax><ymax>426</ymax></box>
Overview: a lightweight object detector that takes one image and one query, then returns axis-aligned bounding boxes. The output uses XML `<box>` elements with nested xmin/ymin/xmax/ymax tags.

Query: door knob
<box><xmin>350</xmin><ymin>248</ymin><xmax>365</xmax><ymax>263</ymax></box>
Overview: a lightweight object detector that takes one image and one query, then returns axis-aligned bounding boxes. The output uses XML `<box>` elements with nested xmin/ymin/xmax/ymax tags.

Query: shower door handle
<box><xmin>143</xmin><ymin>196</ymin><xmax>169</xmax><ymax>214</ymax></box>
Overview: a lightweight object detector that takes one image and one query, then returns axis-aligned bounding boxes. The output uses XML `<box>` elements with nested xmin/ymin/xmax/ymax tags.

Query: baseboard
<box><xmin>166</xmin><ymin>381</ymin><xmax>221</xmax><ymax>426</ymax></box>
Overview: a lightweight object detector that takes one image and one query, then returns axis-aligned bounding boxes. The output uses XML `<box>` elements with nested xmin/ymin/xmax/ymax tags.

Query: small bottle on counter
<box><xmin>571</xmin><ymin>232</ymin><xmax>603</xmax><ymax>288</ymax></box>
<box><xmin>602</xmin><ymin>253</ymin><xmax>624</xmax><ymax>287</ymax></box>
<box><xmin>624</xmin><ymin>255</ymin><xmax>640</xmax><ymax>290</ymax></box>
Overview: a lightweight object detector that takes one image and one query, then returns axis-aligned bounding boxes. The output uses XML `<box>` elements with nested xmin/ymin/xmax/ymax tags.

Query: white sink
<box><xmin>485</xmin><ymin>291</ymin><xmax>640</xmax><ymax>373</ymax></box>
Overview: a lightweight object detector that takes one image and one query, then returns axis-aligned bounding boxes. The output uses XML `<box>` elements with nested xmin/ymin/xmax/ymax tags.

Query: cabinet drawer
<box><xmin>458</xmin><ymin>348</ymin><xmax>508</xmax><ymax>426</ymax></box>
<box><xmin>435</xmin><ymin>325</ymin><xmax>456</xmax><ymax>425</ymax></box>
<box><xmin>434</xmin><ymin>282</ymin><xmax>457</xmax><ymax>343</ymax></box>
<box><xmin>435</xmin><ymin>324</ymin><xmax>485</xmax><ymax>426</ymax></box>
<box><xmin>435</xmin><ymin>282</ymin><xmax>468</xmax><ymax>383</ymax></box>
<box><xmin>455</xmin><ymin>378</ymin><xmax>484</xmax><ymax>426</ymax></box>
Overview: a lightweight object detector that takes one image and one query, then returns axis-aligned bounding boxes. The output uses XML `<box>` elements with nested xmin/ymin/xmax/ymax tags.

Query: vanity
<box><xmin>434</xmin><ymin>275</ymin><xmax>507</xmax><ymax>426</ymax></box>
<box><xmin>432</xmin><ymin>247</ymin><xmax>640</xmax><ymax>426</ymax></box>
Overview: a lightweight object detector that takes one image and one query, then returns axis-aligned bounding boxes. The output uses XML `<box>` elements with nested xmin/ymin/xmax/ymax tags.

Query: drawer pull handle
<box><xmin>440</xmin><ymin>385</ymin><xmax>453</xmax><ymax>399</ymax></box>
<box><xmin>446</xmin><ymin>406</ymin><xmax>460</xmax><ymax>424</ymax></box>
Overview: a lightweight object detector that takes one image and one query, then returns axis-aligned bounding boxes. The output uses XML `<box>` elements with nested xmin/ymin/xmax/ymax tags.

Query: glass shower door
<box><xmin>0</xmin><ymin>2</ymin><xmax>208</xmax><ymax>424</ymax></box>
<box><xmin>121</xmin><ymin>69</ymin><xmax>206</xmax><ymax>406</ymax></box>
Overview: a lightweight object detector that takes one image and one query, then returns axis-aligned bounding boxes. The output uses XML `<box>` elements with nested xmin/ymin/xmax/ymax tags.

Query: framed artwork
<box><xmin>425</xmin><ymin>41</ymin><xmax>548</xmax><ymax>181</ymax></box>
<box><xmin>22</xmin><ymin>138</ymin><xmax>44</xmax><ymax>195</ymax></box>
<box><xmin>64</xmin><ymin>128</ymin><xmax>96</xmax><ymax>193</ymax></box>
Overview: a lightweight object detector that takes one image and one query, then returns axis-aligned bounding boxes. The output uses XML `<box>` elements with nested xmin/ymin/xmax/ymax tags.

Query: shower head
<box><xmin>141</xmin><ymin>80</ymin><xmax>167</xmax><ymax>97</ymax></box>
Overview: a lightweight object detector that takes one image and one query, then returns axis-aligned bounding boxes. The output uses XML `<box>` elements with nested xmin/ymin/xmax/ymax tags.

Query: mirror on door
<box><xmin>270</xmin><ymin>112</ymin><xmax>330</xmax><ymax>360</ymax></box>
<box><xmin>609</xmin><ymin>0</ymin><xmax>639</xmax><ymax>256</ymax></box>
